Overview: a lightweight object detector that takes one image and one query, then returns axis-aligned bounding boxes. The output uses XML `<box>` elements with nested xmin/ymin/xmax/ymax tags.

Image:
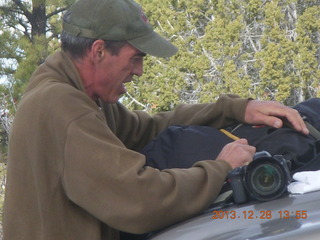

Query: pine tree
<box><xmin>0</xmin><ymin>0</ymin><xmax>73</xmax><ymax>101</ymax></box>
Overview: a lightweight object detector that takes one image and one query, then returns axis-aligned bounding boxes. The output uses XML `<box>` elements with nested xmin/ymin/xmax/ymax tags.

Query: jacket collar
<box><xmin>27</xmin><ymin>50</ymin><xmax>86</xmax><ymax>94</ymax></box>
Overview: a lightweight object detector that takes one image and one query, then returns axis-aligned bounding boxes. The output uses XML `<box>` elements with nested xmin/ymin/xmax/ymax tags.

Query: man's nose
<box><xmin>133</xmin><ymin>61</ymin><xmax>143</xmax><ymax>77</ymax></box>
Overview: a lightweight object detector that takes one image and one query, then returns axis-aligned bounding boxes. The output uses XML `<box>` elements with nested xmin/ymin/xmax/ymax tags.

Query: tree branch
<box><xmin>46</xmin><ymin>7</ymin><xmax>69</xmax><ymax>19</ymax></box>
<box><xmin>12</xmin><ymin>0</ymin><xmax>32</xmax><ymax>22</ymax></box>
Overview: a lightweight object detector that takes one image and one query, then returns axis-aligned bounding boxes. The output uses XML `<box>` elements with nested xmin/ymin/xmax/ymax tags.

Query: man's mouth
<box><xmin>120</xmin><ymin>83</ymin><xmax>127</xmax><ymax>93</ymax></box>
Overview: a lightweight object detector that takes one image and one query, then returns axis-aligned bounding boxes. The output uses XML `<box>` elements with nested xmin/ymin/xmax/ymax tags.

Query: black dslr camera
<box><xmin>227</xmin><ymin>151</ymin><xmax>292</xmax><ymax>204</ymax></box>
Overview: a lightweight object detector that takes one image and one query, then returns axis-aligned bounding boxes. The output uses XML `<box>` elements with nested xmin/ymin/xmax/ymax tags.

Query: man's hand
<box><xmin>244</xmin><ymin>100</ymin><xmax>309</xmax><ymax>135</ymax></box>
<box><xmin>217</xmin><ymin>139</ymin><xmax>256</xmax><ymax>169</ymax></box>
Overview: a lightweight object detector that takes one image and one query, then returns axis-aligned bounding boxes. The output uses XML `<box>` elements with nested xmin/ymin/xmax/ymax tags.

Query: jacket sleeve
<box><xmin>63</xmin><ymin>110</ymin><xmax>232</xmax><ymax>234</ymax></box>
<box><xmin>103</xmin><ymin>94</ymin><xmax>249</xmax><ymax>150</ymax></box>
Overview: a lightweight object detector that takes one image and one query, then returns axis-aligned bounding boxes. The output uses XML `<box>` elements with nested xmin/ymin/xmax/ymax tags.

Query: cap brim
<box><xmin>128</xmin><ymin>31</ymin><xmax>178</xmax><ymax>58</ymax></box>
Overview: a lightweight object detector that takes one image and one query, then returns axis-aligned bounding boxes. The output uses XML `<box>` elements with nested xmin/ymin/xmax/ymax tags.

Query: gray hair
<box><xmin>61</xmin><ymin>10</ymin><xmax>128</xmax><ymax>59</ymax></box>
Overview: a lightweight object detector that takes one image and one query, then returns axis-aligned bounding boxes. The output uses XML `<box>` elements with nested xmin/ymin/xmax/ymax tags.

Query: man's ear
<box><xmin>91</xmin><ymin>40</ymin><xmax>106</xmax><ymax>61</ymax></box>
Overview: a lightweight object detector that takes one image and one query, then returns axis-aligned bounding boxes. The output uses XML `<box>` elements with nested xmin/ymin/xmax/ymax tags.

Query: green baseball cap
<box><xmin>63</xmin><ymin>0</ymin><xmax>178</xmax><ymax>58</ymax></box>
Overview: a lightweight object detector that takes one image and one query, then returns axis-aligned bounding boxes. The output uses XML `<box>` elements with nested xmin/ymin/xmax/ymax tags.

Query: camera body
<box><xmin>227</xmin><ymin>151</ymin><xmax>292</xmax><ymax>204</ymax></box>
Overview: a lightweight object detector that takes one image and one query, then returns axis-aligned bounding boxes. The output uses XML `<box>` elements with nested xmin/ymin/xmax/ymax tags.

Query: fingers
<box><xmin>245</xmin><ymin>100</ymin><xmax>309</xmax><ymax>135</ymax></box>
<box><xmin>217</xmin><ymin>139</ymin><xmax>256</xmax><ymax>169</ymax></box>
<box><xmin>264</xmin><ymin>104</ymin><xmax>309</xmax><ymax>135</ymax></box>
<box><xmin>278</xmin><ymin>108</ymin><xmax>309</xmax><ymax>135</ymax></box>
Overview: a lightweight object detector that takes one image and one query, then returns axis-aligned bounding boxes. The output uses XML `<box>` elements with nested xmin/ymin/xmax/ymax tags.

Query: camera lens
<box><xmin>250</xmin><ymin>164</ymin><xmax>282</xmax><ymax>196</ymax></box>
<box><xmin>244</xmin><ymin>156</ymin><xmax>289</xmax><ymax>201</ymax></box>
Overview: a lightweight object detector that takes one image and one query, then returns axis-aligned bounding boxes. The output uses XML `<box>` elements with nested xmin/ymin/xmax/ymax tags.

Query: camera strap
<box><xmin>304</xmin><ymin>120</ymin><xmax>320</xmax><ymax>140</ymax></box>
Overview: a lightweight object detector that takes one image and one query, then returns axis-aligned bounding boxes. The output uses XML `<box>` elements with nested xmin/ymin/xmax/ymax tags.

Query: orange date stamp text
<box><xmin>211</xmin><ymin>210</ymin><xmax>308</xmax><ymax>220</ymax></box>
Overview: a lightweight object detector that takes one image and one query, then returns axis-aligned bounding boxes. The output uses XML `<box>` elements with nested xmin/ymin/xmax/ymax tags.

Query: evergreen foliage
<box><xmin>122</xmin><ymin>0</ymin><xmax>320</xmax><ymax>112</ymax></box>
<box><xmin>0</xmin><ymin>0</ymin><xmax>319</xmax><ymax>237</ymax></box>
<box><xmin>0</xmin><ymin>0</ymin><xmax>319</xmax><ymax>112</ymax></box>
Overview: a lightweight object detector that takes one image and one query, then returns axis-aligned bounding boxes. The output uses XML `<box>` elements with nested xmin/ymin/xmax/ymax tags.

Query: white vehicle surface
<box><xmin>149</xmin><ymin>190</ymin><xmax>320</xmax><ymax>240</ymax></box>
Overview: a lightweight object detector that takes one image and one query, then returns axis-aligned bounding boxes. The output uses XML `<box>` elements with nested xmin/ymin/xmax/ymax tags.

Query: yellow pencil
<box><xmin>219</xmin><ymin>129</ymin><xmax>240</xmax><ymax>141</ymax></box>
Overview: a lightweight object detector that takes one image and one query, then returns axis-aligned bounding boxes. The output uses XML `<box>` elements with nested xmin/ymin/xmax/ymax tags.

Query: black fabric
<box><xmin>227</xmin><ymin>125</ymin><xmax>319</xmax><ymax>173</ymax></box>
<box><xmin>142</xmin><ymin>98</ymin><xmax>320</xmax><ymax>173</ymax></box>
<box><xmin>293</xmin><ymin>98</ymin><xmax>320</xmax><ymax>130</ymax></box>
<box><xmin>141</xmin><ymin>125</ymin><xmax>234</xmax><ymax>170</ymax></box>
<box><xmin>121</xmin><ymin>98</ymin><xmax>320</xmax><ymax>240</ymax></box>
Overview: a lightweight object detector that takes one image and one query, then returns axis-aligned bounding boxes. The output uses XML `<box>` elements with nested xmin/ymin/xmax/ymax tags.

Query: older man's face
<box><xmin>88</xmin><ymin>43</ymin><xmax>145</xmax><ymax>103</ymax></box>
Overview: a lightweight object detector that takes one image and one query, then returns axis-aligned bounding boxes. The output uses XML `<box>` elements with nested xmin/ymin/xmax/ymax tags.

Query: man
<box><xmin>3</xmin><ymin>0</ymin><xmax>308</xmax><ymax>239</ymax></box>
